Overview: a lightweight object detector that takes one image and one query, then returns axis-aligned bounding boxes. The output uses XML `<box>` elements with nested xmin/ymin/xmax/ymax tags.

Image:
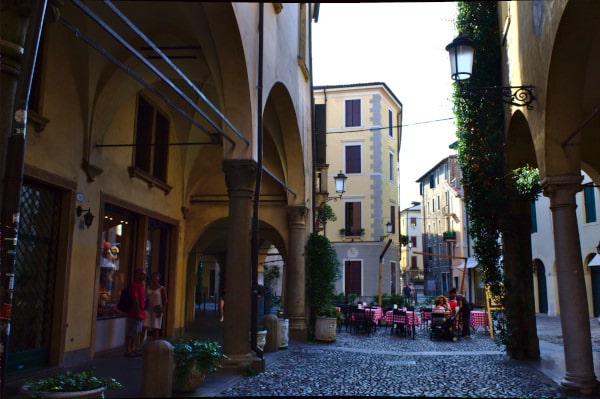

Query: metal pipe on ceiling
<box><xmin>71</xmin><ymin>0</ymin><xmax>240</xmax><ymax>147</ymax></box>
<box><xmin>103</xmin><ymin>0</ymin><xmax>249</xmax><ymax>147</ymax></box>
<box><xmin>58</xmin><ymin>16</ymin><xmax>228</xmax><ymax>146</ymax></box>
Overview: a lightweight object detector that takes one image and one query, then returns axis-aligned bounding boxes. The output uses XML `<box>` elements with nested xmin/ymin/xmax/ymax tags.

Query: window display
<box><xmin>97</xmin><ymin>207</ymin><xmax>133</xmax><ymax>319</ymax></box>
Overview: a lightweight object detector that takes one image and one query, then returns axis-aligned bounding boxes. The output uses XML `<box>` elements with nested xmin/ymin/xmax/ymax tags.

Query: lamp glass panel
<box><xmin>449</xmin><ymin>44</ymin><xmax>474</xmax><ymax>81</ymax></box>
<box><xmin>334</xmin><ymin>173</ymin><xmax>347</xmax><ymax>194</ymax></box>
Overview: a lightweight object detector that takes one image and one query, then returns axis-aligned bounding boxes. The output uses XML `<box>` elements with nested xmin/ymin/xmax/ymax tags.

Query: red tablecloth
<box><xmin>365</xmin><ymin>307</ymin><xmax>383</xmax><ymax>323</ymax></box>
<box><xmin>470</xmin><ymin>310</ymin><xmax>488</xmax><ymax>329</ymax></box>
<box><xmin>421</xmin><ymin>309</ymin><xmax>432</xmax><ymax>322</ymax></box>
<box><xmin>350</xmin><ymin>307</ymin><xmax>383</xmax><ymax>324</ymax></box>
<box><xmin>384</xmin><ymin>310</ymin><xmax>420</xmax><ymax>326</ymax></box>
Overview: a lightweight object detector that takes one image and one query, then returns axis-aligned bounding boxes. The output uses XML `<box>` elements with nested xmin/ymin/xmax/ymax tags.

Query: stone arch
<box><xmin>87</xmin><ymin>2</ymin><xmax>253</xmax><ymax>180</ymax></box>
<box><xmin>263</xmin><ymin>82</ymin><xmax>306</xmax><ymax>206</ymax></box>
<box><xmin>184</xmin><ymin>217</ymin><xmax>289</xmax><ymax>324</ymax></box>
<box><xmin>505</xmin><ymin>110</ymin><xmax>537</xmax><ymax>171</ymax></box>
<box><xmin>544</xmin><ymin>1</ymin><xmax>600</xmax><ymax>178</ymax></box>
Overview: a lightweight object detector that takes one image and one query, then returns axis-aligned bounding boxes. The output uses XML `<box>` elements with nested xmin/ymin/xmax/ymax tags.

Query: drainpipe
<box><xmin>0</xmin><ymin>1</ymin><xmax>48</xmax><ymax>396</ymax></box>
<box><xmin>250</xmin><ymin>2</ymin><xmax>265</xmax><ymax>360</ymax></box>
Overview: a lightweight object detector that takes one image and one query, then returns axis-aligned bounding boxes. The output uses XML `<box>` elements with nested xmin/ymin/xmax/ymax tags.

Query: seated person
<box><xmin>432</xmin><ymin>296</ymin><xmax>452</xmax><ymax>318</ymax></box>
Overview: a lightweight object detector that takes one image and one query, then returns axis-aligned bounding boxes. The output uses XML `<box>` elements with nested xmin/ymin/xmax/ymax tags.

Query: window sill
<box><xmin>128</xmin><ymin>166</ymin><xmax>172</xmax><ymax>194</ymax></box>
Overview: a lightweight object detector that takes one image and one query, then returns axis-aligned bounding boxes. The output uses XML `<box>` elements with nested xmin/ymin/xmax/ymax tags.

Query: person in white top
<box><xmin>142</xmin><ymin>272</ymin><xmax>168</xmax><ymax>341</ymax></box>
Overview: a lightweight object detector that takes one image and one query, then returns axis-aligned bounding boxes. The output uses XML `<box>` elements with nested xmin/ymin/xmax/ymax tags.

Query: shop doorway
<box><xmin>8</xmin><ymin>180</ymin><xmax>62</xmax><ymax>372</ymax></box>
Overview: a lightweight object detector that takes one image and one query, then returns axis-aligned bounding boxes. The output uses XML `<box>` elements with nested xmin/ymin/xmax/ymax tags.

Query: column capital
<box><xmin>287</xmin><ymin>205</ymin><xmax>308</xmax><ymax>226</ymax></box>
<box><xmin>541</xmin><ymin>173</ymin><xmax>583</xmax><ymax>204</ymax></box>
<box><xmin>222</xmin><ymin>159</ymin><xmax>257</xmax><ymax>193</ymax></box>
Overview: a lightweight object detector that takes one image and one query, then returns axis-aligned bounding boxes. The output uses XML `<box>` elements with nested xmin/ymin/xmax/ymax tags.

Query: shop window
<box><xmin>98</xmin><ymin>207</ymin><xmax>134</xmax><ymax>320</ymax></box>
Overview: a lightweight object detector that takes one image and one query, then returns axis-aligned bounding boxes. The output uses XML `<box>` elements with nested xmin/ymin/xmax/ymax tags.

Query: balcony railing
<box><xmin>443</xmin><ymin>231</ymin><xmax>456</xmax><ymax>241</ymax></box>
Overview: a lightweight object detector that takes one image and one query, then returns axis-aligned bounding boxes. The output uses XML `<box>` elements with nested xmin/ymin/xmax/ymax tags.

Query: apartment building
<box><xmin>313</xmin><ymin>83</ymin><xmax>402</xmax><ymax>303</ymax></box>
<box><xmin>399</xmin><ymin>202</ymin><xmax>423</xmax><ymax>297</ymax></box>
<box><xmin>415</xmin><ymin>155</ymin><xmax>472</xmax><ymax>299</ymax></box>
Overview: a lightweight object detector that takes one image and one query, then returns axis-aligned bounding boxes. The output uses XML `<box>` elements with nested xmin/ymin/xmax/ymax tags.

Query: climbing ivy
<box><xmin>454</xmin><ymin>1</ymin><xmax>505</xmax><ymax>295</ymax></box>
<box><xmin>453</xmin><ymin>2</ymin><xmax>543</xmax><ymax>354</ymax></box>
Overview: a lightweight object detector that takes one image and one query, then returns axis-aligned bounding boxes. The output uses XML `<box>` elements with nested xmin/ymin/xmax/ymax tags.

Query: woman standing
<box><xmin>142</xmin><ymin>272</ymin><xmax>168</xmax><ymax>341</ymax></box>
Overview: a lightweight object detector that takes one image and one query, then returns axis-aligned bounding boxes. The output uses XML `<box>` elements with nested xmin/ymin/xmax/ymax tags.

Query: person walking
<box><xmin>142</xmin><ymin>272</ymin><xmax>168</xmax><ymax>342</ymax></box>
<box><xmin>403</xmin><ymin>282</ymin><xmax>413</xmax><ymax>306</ymax></box>
<box><xmin>125</xmin><ymin>268</ymin><xmax>146</xmax><ymax>357</ymax></box>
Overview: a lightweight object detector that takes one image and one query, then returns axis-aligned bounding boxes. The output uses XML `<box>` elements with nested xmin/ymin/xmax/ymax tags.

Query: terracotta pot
<box><xmin>173</xmin><ymin>365</ymin><xmax>207</xmax><ymax>393</ymax></box>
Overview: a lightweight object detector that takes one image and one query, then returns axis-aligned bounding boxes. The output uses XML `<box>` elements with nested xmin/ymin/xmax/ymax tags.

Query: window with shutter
<box><xmin>345</xmin><ymin>99</ymin><xmax>361</xmax><ymax>127</ymax></box>
<box><xmin>345</xmin><ymin>145</ymin><xmax>361</xmax><ymax>174</ymax></box>
<box><xmin>584</xmin><ymin>184</ymin><xmax>597</xmax><ymax>223</ymax></box>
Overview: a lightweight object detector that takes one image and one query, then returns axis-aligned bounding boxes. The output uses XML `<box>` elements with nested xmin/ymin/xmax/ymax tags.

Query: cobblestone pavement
<box><xmin>219</xmin><ymin>316</ymin><xmax>599</xmax><ymax>398</ymax></box>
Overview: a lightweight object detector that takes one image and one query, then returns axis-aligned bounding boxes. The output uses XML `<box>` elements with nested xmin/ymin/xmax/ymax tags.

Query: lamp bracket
<box><xmin>459</xmin><ymin>84</ymin><xmax>536</xmax><ymax>110</ymax></box>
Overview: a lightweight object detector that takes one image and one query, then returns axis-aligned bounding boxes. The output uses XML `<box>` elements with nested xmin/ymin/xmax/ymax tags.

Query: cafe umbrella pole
<box><xmin>378</xmin><ymin>239</ymin><xmax>393</xmax><ymax>307</ymax></box>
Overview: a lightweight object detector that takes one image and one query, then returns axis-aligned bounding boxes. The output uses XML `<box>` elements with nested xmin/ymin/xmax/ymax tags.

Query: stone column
<box><xmin>542</xmin><ymin>173</ymin><xmax>599</xmax><ymax>395</ymax></box>
<box><xmin>286</xmin><ymin>205</ymin><xmax>308</xmax><ymax>341</ymax></box>
<box><xmin>222</xmin><ymin>159</ymin><xmax>257</xmax><ymax>367</ymax></box>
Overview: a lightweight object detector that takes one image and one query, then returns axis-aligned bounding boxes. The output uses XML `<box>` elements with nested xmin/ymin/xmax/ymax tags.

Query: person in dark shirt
<box><xmin>449</xmin><ymin>287</ymin><xmax>471</xmax><ymax>338</ymax></box>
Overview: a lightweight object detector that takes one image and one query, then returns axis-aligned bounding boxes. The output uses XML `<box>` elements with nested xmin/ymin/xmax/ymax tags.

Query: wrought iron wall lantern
<box><xmin>596</xmin><ymin>240</ymin><xmax>600</xmax><ymax>254</ymax></box>
<box><xmin>446</xmin><ymin>35</ymin><xmax>536</xmax><ymax>110</ymax></box>
<box><xmin>76</xmin><ymin>205</ymin><xmax>95</xmax><ymax>228</ymax></box>
<box><xmin>380</xmin><ymin>221</ymin><xmax>393</xmax><ymax>241</ymax></box>
<box><xmin>329</xmin><ymin>170</ymin><xmax>347</xmax><ymax>201</ymax></box>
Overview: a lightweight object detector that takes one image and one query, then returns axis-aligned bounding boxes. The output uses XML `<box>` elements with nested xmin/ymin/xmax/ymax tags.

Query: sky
<box><xmin>311</xmin><ymin>2</ymin><xmax>459</xmax><ymax>210</ymax></box>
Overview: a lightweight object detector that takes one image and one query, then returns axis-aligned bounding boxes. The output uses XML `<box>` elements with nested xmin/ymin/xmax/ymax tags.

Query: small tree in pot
<box><xmin>306</xmin><ymin>233</ymin><xmax>342</xmax><ymax>341</ymax></box>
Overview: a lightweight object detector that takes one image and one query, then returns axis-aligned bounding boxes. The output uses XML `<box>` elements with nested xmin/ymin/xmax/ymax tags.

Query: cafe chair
<box><xmin>420</xmin><ymin>307</ymin><xmax>432</xmax><ymax>331</ymax></box>
<box><xmin>350</xmin><ymin>308</ymin><xmax>372</xmax><ymax>336</ymax></box>
<box><xmin>390</xmin><ymin>308</ymin><xmax>408</xmax><ymax>337</ymax></box>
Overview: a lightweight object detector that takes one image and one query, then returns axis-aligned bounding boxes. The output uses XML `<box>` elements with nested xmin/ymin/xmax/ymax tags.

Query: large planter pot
<box><xmin>173</xmin><ymin>363</ymin><xmax>207</xmax><ymax>393</ymax></box>
<box><xmin>278</xmin><ymin>318</ymin><xmax>289</xmax><ymax>349</ymax></box>
<box><xmin>20</xmin><ymin>386</ymin><xmax>107</xmax><ymax>398</ymax></box>
<box><xmin>257</xmin><ymin>329</ymin><xmax>267</xmax><ymax>348</ymax></box>
<box><xmin>315</xmin><ymin>316</ymin><xmax>337</xmax><ymax>342</ymax></box>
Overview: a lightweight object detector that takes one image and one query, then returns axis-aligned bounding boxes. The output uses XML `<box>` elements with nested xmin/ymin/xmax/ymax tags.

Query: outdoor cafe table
<box><xmin>470</xmin><ymin>310</ymin><xmax>489</xmax><ymax>331</ymax></box>
<box><xmin>365</xmin><ymin>307</ymin><xmax>383</xmax><ymax>324</ymax></box>
<box><xmin>349</xmin><ymin>307</ymin><xmax>383</xmax><ymax>324</ymax></box>
<box><xmin>383</xmin><ymin>310</ymin><xmax>421</xmax><ymax>327</ymax></box>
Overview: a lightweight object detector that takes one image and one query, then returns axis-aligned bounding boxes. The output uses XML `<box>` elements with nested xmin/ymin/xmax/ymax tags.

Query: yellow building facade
<box><xmin>1</xmin><ymin>2</ymin><xmax>316</xmax><ymax>382</ymax></box>
<box><xmin>313</xmin><ymin>83</ymin><xmax>402</xmax><ymax>303</ymax></box>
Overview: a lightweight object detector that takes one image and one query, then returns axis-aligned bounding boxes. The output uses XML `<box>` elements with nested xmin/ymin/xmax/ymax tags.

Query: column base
<box><xmin>560</xmin><ymin>374</ymin><xmax>600</xmax><ymax>397</ymax></box>
<box><xmin>223</xmin><ymin>352</ymin><xmax>265</xmax><ymax>374</ymax></box>
<box><xmin>288</xmin><ymin>316</ymin><xmax>307</xmax><ymax>342</ymax></box>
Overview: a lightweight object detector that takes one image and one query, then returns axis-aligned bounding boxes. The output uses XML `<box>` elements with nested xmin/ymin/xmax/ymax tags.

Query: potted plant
<box><xmin>20</xmin><ymin>368</ymin><xmax>122</xmax><ymax>398</ymax></box>
<box><xmin>306</xmin><ymin>233</ymin><xmax>342</xmax><ymax>341</ymax></box>
<box><xmin>169</xmin><ymin>338</ymin><xmax>228</xmax><ymax>393</ymax></box>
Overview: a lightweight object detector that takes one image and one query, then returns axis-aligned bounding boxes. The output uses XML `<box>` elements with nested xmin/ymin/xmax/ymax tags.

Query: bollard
<box><xmin>142</xmin><ymin>339</ymin><xmax>174</xmax><ymax>398</ymax></box>
<box><xmin>263</xmin><ymin>314</ymin><xmax>279</xmax><ymax>352</ymax></box>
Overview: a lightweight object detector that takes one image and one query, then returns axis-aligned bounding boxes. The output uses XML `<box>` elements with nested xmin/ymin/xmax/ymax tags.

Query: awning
<box><xmin>589</xmin><ymin>254</ymin><xmax>600</xmax><ymax>267</ymax></box>
<box><xmin>457</xmin><ymin>257</ymin><xmax>478</xmax><ymax>269</ymax></box>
